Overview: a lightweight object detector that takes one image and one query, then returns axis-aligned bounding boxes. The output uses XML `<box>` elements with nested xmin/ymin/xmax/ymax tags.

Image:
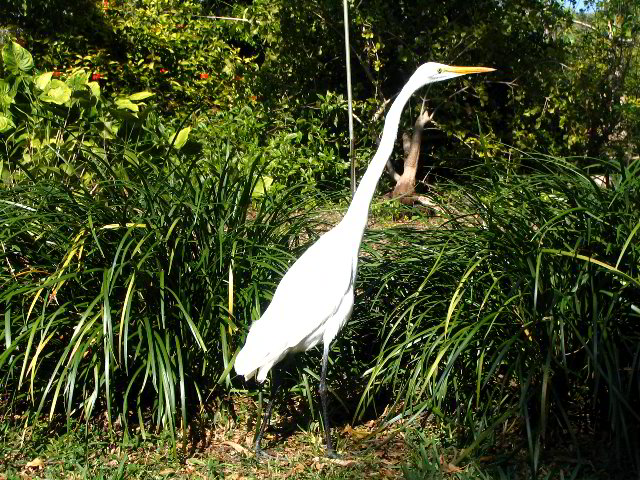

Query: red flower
<box><xmin>199</xmin><ymin>73</ymin><xmax>209</xmax><ymax>79</ymax></box>
<box><xmin>52</xmin><ymin>71</ymin><xmax>62</xmax><ymax>77</ymax></box>
<box><xmin>91</xmin><ymin>73</ymin><xmax>102</xmax><ymax>81</ymax></box>
<box><xmin>160</xmin><ymin>68</ymin><xmax>168</xmax><ymax>74</ymax></box>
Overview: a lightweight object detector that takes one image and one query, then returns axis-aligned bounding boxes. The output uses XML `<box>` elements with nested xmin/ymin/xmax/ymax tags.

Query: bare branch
<box><xmin>192</xmin><ymin>15</ymin><xmax>250</xmax><ymax>22</ymax></box>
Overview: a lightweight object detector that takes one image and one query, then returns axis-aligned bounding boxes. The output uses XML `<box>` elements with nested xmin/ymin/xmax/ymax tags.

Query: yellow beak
<box><xmin>443</xmin><ymin>65</ymin><xmax>496</xmax><ymax>74</ymax></box>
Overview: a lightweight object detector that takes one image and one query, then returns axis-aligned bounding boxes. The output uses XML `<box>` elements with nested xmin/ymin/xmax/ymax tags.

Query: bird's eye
<box><xmin>437</xmin><ymin>68</ymin><xmax>443</xmax><ymax>74</ymax></box>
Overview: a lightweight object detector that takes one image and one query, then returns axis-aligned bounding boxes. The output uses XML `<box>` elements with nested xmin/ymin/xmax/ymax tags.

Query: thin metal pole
<box><xmin>343</xmin><ymin>0</ymin><xmax>355</xmax><ymax>197</ymax></box>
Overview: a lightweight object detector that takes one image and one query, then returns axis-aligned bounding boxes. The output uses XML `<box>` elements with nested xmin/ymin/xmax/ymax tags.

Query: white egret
<box><xmin>234</xmin><ymin>62</ymin><xmax>495</xmax><ymax>458</ymax></box>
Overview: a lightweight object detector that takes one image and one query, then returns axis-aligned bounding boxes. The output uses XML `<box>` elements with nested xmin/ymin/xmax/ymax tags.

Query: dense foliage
<box><xmin>356</xmin><ymin>158</ymin><xmax>640</xmax><ymax>472</ymax></box>
<box><xmin>1</xmin><ymin>0</ymin><xmax>639</xmax><ymax>476</ymax></box>
<box><xmin>0</xmin><ymin>39</ymin><xmax>322</xmax><ymax>443</ymax></box>
<box><xmin>5</xmin><ymin>0</ymin><xmax>638</xmax><ymax>185</ymax></box>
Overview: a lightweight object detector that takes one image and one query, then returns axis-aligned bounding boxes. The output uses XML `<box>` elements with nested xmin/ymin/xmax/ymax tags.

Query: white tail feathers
<box><xmin>234</xmin><ymin>346</ymin><xmax>264</xmax><ymax>382</ymax></box>
<box><xmin>234</xmin><ymin>321</ymin><xmax>286</xmax><ymax>383</ymax></box>
<box><xmin>234</xmin><ymin>348</ymin><xmax>282</xmax><ymax>383</ymax></box>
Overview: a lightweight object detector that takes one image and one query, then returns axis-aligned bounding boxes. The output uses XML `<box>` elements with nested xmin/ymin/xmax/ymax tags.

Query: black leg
<box><xmin>319</xmin><ymin>343</ymin><xmax>339</xmax><ymax>458</ymax></box>
<box><xmin>254</xmin><ymin>366</ymin><xmax>283</xmax><ymax>458</ymax></box>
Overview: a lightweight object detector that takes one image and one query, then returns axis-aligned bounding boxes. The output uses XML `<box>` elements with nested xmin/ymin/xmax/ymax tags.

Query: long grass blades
<box><xmin>355</xmin><ymin>155</ymin><xmax>639</xmax><ymax>473</ymax></box>
<box><xmin>0</xmin><ymin>131</ymin><xmax>319</xmax><ymax>440</ymax></box>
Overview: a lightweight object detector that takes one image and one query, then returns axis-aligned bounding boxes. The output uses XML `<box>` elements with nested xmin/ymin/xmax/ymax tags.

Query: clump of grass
<box><xmin>0</xmin><ymin>126</ymin><xmax>320</xmax><ymax>446</ymax></box>
<box><xmin>353</xmin><ymin>155</ymin><xmax>640</xmax><ymax>475</ymax></box>
<box><xmin>0</xmin><ymin>38</ymin><xmax>352</xmax><ymax>450</ymax></box>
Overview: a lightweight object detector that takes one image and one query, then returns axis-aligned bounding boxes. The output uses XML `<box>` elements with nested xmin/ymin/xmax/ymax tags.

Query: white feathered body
<box><xmin>234</xmin><ymin>222</ymin><xmax>358</xmax><ymax>382</ymax></box>
<box><xmin>233</xmin><ymin>62</ymin><xmax>493</xmax><ymax>385</ymax></box>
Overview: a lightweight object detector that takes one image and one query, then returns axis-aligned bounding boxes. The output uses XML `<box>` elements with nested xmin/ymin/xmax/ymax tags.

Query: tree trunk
<box><xmin>388</xmin><ymin>108</ymin><xmax>433</xmax><ymax>205</ymax></box>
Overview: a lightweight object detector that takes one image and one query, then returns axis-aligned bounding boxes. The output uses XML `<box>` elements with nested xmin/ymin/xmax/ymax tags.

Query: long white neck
<box><xmin>340</xmin><ymin>77</ymin><xmax>421</xmax><ymax>246</ymax></box>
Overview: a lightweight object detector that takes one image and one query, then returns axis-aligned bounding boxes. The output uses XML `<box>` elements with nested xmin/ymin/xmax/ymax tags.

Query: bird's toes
<box><xmin>325</xmin><ymin>448</ymin><xmax>342</xmax><ymax>459</ymax></box>
<box><xmin>255</xmin><ymin>448</ymin><xmax>278</xmax><ymax>462</ymax></box>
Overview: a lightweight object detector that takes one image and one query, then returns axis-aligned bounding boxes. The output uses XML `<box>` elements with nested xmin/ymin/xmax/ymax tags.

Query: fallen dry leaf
<box><xmin>440</xmin><ymin>455</ymin><xmax>463</xmax><ymax>474</ymax></box>
<box><xmin>343</xmin><ymin>425</ymin><xmax>370</xmax><ymax>440</ymax></box>
<box><xmin>312</xmin><ymin>458</ymin><xmax>327</xmax><ymax>472</ymax></box>
<box><xmin>222</xmin><ymin>440</ymin><xmax>250</xmax><ymax>456</ymax></box>
<box><xmin>25</xmin><ymin>457</ymin><xmax>44</xmax><ymax>469</ymax></box>
<box><xmin>159</xmin><ymin>468</ymin><xmax>175</xmax><ymax>475</ymax></box>
<box><xmin>328</xmin><ymin>458</ymin><xmax>357</xmax><ymax>467</ymax></box>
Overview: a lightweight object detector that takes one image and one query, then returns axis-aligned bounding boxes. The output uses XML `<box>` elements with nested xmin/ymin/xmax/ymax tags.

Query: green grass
<box><xmin>0</xmin><ymin>400</ymin><xmax>623</xmax><ymax>479</ymax></box>
<box><xmin>0</xmin><ymin>128</ymin><xmax>324</xmax><ymax>445</ymax></box>
<box><xmin>0</xmin><ymin>402</ymin><xmax>409</xmax><ymax>479</ymax></box>
<box><xmin>351</xmin><ymin>155</ymin><xmax>640</xmax><ymax>477</ymax></box>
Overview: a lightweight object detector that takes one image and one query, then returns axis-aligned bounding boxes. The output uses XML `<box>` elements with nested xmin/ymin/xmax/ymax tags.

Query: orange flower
<box><xmin>52</xmin><ymin>71</ymin><xmax>62</xmax><ymax>77</ymax></box>
<box><xmin>199</xmin><ymin>73</ymin><xmax>209</xmax><ymax>79</ymax></box>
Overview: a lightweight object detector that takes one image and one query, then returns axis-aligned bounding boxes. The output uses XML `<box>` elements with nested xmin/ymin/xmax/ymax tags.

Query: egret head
<box><xmin>412</xmin><ymin>62</ymin><xmax>495</xmax><ymax>87</ymax></box>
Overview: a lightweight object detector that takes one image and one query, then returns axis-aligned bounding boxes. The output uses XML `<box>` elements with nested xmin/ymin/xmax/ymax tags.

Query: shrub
<box><xmin>355</xmin><ymin>156</ymin><xmax>640</xmax><ymax>473</ymax></box>
<box><xmin>0</xmin><ymin>41</ymin><xmax>318</xmax><ymax>444</ymax></box>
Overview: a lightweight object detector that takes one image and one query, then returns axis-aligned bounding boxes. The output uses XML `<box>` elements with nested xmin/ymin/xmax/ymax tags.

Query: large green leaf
<box><xmin>169</xmin><ymin>127</ymin><xmax>191</xmax><ymax>149</ymax></box>
<box><xmin>0</xmin><ymin>114</ymin><xmax>15</xmax><ymax>133</ymax></box>
<box><xmin>0</xmin><ymin>80</ymin><xmax>14</xmax><ymax>109</ymax></box>
<box><xmin>87</xmin><ymin>81</ymin><xmax>101</xmax><ymax>98</ymax></box>
<box><xmin>35</xmin><ymin>72</ymin><xmax>53</xmax><ymax>90</ymax></box>
<box><xmin>66</xmin><ymin>71</ymin><xmax>90</xmax><ymax>91</ymax></box>
<box><xmin>40</xmin><ymin>80</ymin><xmax>72</xmax><ymax>105</ymax></box>
<box><xmin>129</xmin><ymin>91</ymin><xmax>154</xmax><ymax>101</ymax></box>
<box><xmin>2</xmin><ymin>42</ymin><xmax>34</xmax><ymax>74</ymax></box>
<box><xmin>115</xmin><ymin>98</ymin><xmax>139</xmax><ymax>111</ymax></box>
<box><xmin>252</xmin><ymin>175</ymin><xmax>273</xmax><ymax>198</ymax></box>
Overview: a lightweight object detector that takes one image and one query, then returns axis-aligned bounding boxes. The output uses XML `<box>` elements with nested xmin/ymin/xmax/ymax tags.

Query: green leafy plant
<box><xmin>354</xmin><ymin>156</ymin><xmax>640</xmax><ymax>475</ymax></box>
<box><xmin>0</xmin><ymin>42</ymin><xmax>325</xmax><ymax>448</ymax></box>
<box><xmin>1</xmin><ymin>134</ymin><xmax>318</xmax><ymax>441</ymax></box>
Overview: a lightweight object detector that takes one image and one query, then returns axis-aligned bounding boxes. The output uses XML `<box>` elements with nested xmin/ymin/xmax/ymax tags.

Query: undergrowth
<box><xmin>354</xmin><ymin>155</ymin><xmax>640</xmax><ymax>477</ymax></box>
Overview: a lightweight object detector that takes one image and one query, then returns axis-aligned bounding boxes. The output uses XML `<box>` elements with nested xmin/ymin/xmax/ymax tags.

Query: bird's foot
<box><xmin>255</xmin><ymin>446</ymin><xmax>277</xmax><ymax>461</ymax></box>
<box><xmin>326</xmin><ymin>448</ymin><xmax>341</xmax><ymax>459</ymax></box>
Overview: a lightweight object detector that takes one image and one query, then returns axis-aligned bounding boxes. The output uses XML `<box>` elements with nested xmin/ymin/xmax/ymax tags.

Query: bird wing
<box><xmin>269</xmin><ymin>228</ymin><xmax>355</xmax><ymax>348</ymax></box>
<box><xmin>234</xmin><ymin>227</ymin><xmax>355</xmax><ymax>380</ymax></box>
